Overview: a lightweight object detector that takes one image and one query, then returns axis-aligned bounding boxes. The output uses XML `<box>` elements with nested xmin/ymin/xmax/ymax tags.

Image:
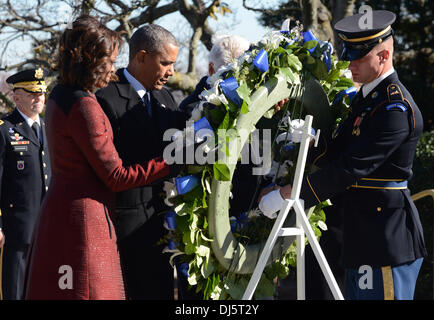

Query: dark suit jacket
<box><xmin>96</xmin><ymin>68</ymin><xmax>187</xmax><ymax>239</ymax></box>
<box><xmin>0</xmin><ymin>108</ymin><xmax>50</xmax><ymax>246</ymax></box>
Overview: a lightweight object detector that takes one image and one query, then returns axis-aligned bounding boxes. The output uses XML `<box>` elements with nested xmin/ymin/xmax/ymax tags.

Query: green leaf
<box><xmin>336</xmin><ymin>60</ymin><xmax>350</xmax><ymax>69</ymax></box>
<box><xmin>287</xmin><ymin>54</ymin><xmax>302</xmax><ymax>71</ymax></box>
<box><xmin>303</xmin><ymin>40</ymin><xmax>318</xmax><ymax>50</ymax></box>
<box><xmin>200</xmin><ymin>259</ymin><xmax>216</xmax><ymax>279</ymax></box>
<box><xmin>240</xmin><ymin>100</ymin><xmax>249</xmax><ymax>114</ymax></box>
<box><xmin>236</xmin><ymin>81</ymin><xmax>251</xmax><ymax>105</ymax></box>
<box><xmin>213</xmin><ymin>161</ymin><xmax>231</xmax><ymax>181</ymax></box>
<box><xmin>279</xmin><ymin>67</ymin><xmax>295</xmax><ymax>84</ymax></box>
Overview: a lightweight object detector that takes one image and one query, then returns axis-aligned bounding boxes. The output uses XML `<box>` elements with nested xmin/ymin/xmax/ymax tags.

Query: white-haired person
<box><xmin>178</xmin><ymin>34</ymin><xmax>250</xmax><ymax>114</ymax></box>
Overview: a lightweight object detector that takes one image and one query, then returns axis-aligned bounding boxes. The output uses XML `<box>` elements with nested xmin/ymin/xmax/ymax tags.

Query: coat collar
<box><xmin>8</xmin><ymin>108</ymin><xmax>41</xmax><ymax>146</ymax></box>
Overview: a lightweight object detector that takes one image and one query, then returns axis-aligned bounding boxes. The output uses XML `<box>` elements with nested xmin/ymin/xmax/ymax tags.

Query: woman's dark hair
<box><xmin>57</xmin><ymin>15</ymin><xmax>123</xmax><ymax>91</ymax></box>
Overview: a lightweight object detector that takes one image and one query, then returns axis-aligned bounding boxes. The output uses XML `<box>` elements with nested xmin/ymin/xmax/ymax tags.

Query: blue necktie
<box><xmin>144</xmin><ymin>91</ymin><xmax>152</xmax><ymax>117</ymax></box>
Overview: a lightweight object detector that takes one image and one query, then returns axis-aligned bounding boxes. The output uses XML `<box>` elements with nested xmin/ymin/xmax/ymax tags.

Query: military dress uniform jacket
<box><xmin>0</xmin><ymin>108</ymin><xmax>50</xmax><ymax>246</ymax></box>
<box><xmin>300</xmin><ymin>71</ymin><xmax>427</xmax><ymax>268</ymax></box>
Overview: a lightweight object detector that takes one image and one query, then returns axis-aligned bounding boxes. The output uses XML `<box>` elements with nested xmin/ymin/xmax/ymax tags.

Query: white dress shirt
<box><xmin>16</xmin><ymin>107</ymin><xmax>41</xmax><ymax>138</ymax></box>
<box><xmin>362</xmin><ymin>67</ymin><xmax>395</xmax><ymax>98</ymax></box>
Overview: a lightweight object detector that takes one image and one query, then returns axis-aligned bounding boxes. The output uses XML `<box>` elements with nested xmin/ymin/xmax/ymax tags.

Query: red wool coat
<box><xmin>25</xmin><ymin>85</ymin><xmax>170</xmax><ymax>299</ymax></box>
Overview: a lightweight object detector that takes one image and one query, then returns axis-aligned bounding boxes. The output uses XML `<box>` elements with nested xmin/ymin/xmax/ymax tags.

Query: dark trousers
<box><xmin>117</xmin><ymin>214</ymin><xmax>174</xmax><ymax>300</ymax></box>
<box><xmin>1</xmin><ymin>244</ymin><xmax>28</xmax><ymax>300</ymax></box>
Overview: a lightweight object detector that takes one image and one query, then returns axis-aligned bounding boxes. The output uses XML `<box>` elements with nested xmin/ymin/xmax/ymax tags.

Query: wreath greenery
<box><xmin>161</xmin><ymin>22</ymin><xmax>354</xmax><ymax>300</ymax></box>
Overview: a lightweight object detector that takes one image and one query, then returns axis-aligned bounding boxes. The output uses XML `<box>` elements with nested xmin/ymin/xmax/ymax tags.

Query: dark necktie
<box><xmin>144</xmin><ymin>91</ymin><xmax>152</xmax><ymax>117</ymax></box>
<box><xmin>32</xmin><ymin>122</ymin><xmax>42</xmax><ymax>145</ymax></box>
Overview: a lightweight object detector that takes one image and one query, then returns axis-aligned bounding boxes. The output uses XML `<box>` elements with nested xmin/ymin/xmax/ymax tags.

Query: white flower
<box><xmin>199</xmin><ymin>80</ymin><xmax>229</xmax><ymax>106</ymax></box>
<box><xmin>318</xmin><ymin>220</ymin><xmax>328</xmax><ymax>231</ymax></box>
<box><xmin>341</xmin><ymin>69</ymin><xmax>353</xmax><ymax>79</ymax></box>
<box><xmin>238</xmin><ymin>51</ymin><xmax>253</xmax><ymax>64</ymax></box>
<box><xmin>163</xmin><ymin>180</ymin><xmax>178</xmax><ymax>206</ymax></box>
<box><xmin>189</xmin><ymin>102</ymin><xmax>204</xmax><ymax>122</ymax></box>
<box><xmin>247</xmin><ymin>208</ymin><xmax>262</xmax><ymax>219</ymax></box>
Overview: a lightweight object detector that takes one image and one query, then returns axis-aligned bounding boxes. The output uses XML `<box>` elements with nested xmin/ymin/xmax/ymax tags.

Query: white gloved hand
<box><xmin>259</xmin><ymin>189</ymin><xmax>285</xmax><ymax>219</ymax></box>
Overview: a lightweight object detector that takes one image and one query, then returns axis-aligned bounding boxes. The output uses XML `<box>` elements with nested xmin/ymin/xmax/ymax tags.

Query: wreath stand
<box><xmin>242</xmin><ymin>115</ymin><xmax>344</xmax><ymax>300</ymax></box>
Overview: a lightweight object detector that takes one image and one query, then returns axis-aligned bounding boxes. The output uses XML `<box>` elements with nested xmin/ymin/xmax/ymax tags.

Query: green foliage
<box><xmin>410</xmin><ymin>131</ymin><xmax>434</xmax><ymax>299</ymax></box>
<box><xmin>164</xmin><ymin>29</ymin><xmax>353</xmax><ymax>300</ymax></box>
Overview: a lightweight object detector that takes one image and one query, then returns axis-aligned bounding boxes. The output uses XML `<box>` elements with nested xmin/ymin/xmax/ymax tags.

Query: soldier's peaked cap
<box><xmin>6</xmin><ymin>67</ymin><xmax>49</xmax><ymax>93</ymax></box>
<box><xmin>334</xmin><ymin>10</ymin><xmax>396</xmax><ymax>61</ymax></box>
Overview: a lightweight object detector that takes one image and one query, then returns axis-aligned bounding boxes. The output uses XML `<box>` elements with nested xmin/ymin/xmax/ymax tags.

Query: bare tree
<box><xmin>0</xmin><ymin>0</ymin><xmax>233</xmax><ymax>110</ymax></box>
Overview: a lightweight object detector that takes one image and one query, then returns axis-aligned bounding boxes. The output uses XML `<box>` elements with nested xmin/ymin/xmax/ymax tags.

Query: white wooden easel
<box><xmin>242</xmin><ymin>115</ymin><xmax>344</xmax><ymax>300</ymax></box>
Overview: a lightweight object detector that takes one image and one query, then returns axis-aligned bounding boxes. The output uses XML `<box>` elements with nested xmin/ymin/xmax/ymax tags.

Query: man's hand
<box><xmin>0</xmin><ymin>230</ymin><xmax>5</xmax><ymax>248</ymax></box>
<box><xmin>258</xmin><ymin>184</ymin><xmax>281</xmax><ymax>203</ymax></box>
<box><xmin>279</xmin><ymin>184</ymin><xmax>292</xmax><ymax>199</ymax></box>
<box><xmin>274</xmin><ymin>98</ymin><xmax>289</xmax><ymax>113</ymax></box>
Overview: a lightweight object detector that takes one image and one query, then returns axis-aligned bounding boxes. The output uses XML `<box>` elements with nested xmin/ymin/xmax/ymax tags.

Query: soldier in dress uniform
<box><xmin>259</xmin><ymin>10</ymin><xmax>427</xmax><ymax>300</ymax></box>
<box><xmin>0</xmin><ymin>67</ymin><xmax>51</xmax><ymax>299</ymax></box>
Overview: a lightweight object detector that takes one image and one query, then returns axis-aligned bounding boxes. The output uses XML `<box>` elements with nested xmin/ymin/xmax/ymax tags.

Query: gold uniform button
<box><xmin>20</xmin><ymin>152</ymin><xmax>23</xmax><ymax>156</ymax></box>
<box><xmin>9</xmin><ymin>204</ymin><xmax>13</xmax><ymax>208</ymax></box>
<box><xmin>42</xmin><ymin>151</ymin><xmax>45</xmax><ymax>156</ymax></box>
<box><xmin>45</xmin><ymin>174</ymin><xmax>48</xmax><ymax>180</ymax></box>
<box><xmin>377</xmin><ymin>207</ymin><xmax>382</xmax><ymax>212</ymax></box>
<box><xmin>43</xmin><ymin>163</ymin><xmax>46</xmax><ymax>168</ymax></box>
<box><xmin>45</xmin><ymin>186</ymin><xmax>49</xmax><ymax>191</ymax></box>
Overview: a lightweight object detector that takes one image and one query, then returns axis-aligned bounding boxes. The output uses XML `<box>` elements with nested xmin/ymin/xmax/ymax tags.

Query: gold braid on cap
<box><xmin>13</xmin><ymin>81</ymin><xmax>47</xmax><ymax>93</ymax></box>
<box><xmin>339</xmin><ymin>26</ymin><xmax>391</xmax><ymax>42</ymax></box>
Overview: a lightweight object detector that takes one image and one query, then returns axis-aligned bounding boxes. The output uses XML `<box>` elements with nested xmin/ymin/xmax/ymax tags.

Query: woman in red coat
<box><xmin>25</xmin><ymin>16</ymin><xmax>177</xmax><ymax>299</ymax></box>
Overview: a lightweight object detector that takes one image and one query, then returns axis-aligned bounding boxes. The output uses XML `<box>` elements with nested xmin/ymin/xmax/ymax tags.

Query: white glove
<box><xmin>259</xmin><ymin>189</ymin><xmax>285</xmax><ymax>219</ymax></box>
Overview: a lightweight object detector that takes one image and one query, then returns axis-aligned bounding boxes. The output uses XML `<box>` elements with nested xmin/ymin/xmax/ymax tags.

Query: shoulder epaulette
<box><xmin>387</xmin><ymin>83</ymin><xmax>404</xmax><ymax>103</ymax></box>
<box><xmin>0</xmin><ymin>120</ymin><xmax>3</xmax><ymax>126</ymax></box>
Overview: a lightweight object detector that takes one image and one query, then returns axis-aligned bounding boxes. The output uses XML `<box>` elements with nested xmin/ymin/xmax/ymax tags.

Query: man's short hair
<box><xmin>129</xmin><ymin>24</ymin><xmax>178</xmax><ymax>60</ymax></box>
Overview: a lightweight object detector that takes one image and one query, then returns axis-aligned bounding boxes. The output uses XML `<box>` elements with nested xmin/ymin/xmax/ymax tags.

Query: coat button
<box><xmin>45</xmin><ymin>174</ymin><xmax>48</xmax><ymax>180</ymax></box>
<box><xmin>43</xmin><ymin>163</ymin><xmax>46</xmax><ymax>168</ymax></box>
<box><xmin>9</xmin><ymin>203</ymin><xmax>13</xmax><ymax>208</ymax></box>
<box><xmin>42</xmin><ymin>151</ymin><xmax>45</xmax><ymax>156</ymax></box>
<box><xmin>45</xmin><ymin>186</ymin><xmax>49</xmax><ymax>191</ymax></box>
<box><xmin>377</xmin><ymin>207</ymin><xmax>382</xmax><ymax>212</ymax></box>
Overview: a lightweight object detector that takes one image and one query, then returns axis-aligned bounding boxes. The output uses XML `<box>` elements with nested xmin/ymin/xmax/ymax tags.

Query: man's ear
<box><xmin>136</xmin><ymin>49</ymin><xmax>148</xmax><ymax>64</ymax></box>
<box><xmin>12</xmin><ymin>90</ymin><xmax>21</xmax><ymax>105</ymax></box>
<box><xmin>379</xmin><ymin>49</ymin><xmax>390</xmax><ymax>63</ymax></box>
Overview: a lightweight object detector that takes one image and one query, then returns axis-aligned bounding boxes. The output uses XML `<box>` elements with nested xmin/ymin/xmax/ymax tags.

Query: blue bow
<box><xmin>253</xmin><ymin>49</ymin><xmax>269</xmax><ymax>73</ymax></box>
<box><xmin>219</xmin><ymin>77</ymin><xmax>243</xmax><ymax>106</ymax></box>
<box><xmin>178</xmin><ymin>262</ymin><xmax>189</xmax><ymax>278</ymax></box>
<box><xmin>302</xmin><ymin>30</ymin><xmax>318</xmax><ymax>54</ymax></box>
<box><xmin>168</xmin><ymin>237</ymin><xmax>178</xmax><ymax>250</ymax></box>
<box><xmin>333</xmin><ymin>87</ymin><xmax>358</xmax><ymax>104</ymax></box>
<box><xmin>165</xmin><ymin>210</ymin><xmax>177</xmax><ymax>230</ymax></box>
<box><xmin>175</xmin><ymin>175</ymin><xmax>200</xmax><ymax>195</ymax></box>
<box><xmin>193</xmin><ymin>117</ymin><xmax>213</xmax><ymax>133</ymax></box>
<box><xmin>230</xmin><ymin>212</ymin><xmax>250</xmax><ymax>232</ymax></box>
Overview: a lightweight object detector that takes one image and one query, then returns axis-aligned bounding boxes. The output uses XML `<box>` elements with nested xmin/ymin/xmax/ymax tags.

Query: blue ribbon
<box><xmin>323</xmin><ymin>42</ymin><xmax>333</xmax><ymax>72</ymax></box>
<box><xmin>193</xmin><ymin>117</ymin><xmax>213</xmax><ymax>133</ymax></box>
<box><xmin>230</xmin><ymin>212</ymin><xmax>250</xmax><ymax>232</ymax></box>
<box><xmin>168</xmin><ymin>237</ymin><xmax>178</xmax><ymax>250</ymax></box>
<box><xmin>178</xmin><ymin>262</ymin><xmax>189</xmax><ymax>278</ymax></box>
<box><xmin>219</xmin><ymin>76</ymin><xmax>242</xmax><ymax>106</ymax></box>
<box><xmin>302</xmin><ymin>30</ymin><xmax>318</xmax><ymax>54</ymax></box>
<box><xmin>165</xmin><ymin>210</ymin><xmax>177</xmax><ymax>230</ymax></box>
<box><xmin>175</xmin><ymin>175</ymin><xmax>200</xmax><ymax>195</ymax></box>
<box><xmin>253</xmin><ymin>49</ymin><xmax>269</xmax><ymax>73</ymax></box>
<box><xmin>333</xmin><ymin>87</ymin><xmax>358</xmax><ymax>104</ymax></box>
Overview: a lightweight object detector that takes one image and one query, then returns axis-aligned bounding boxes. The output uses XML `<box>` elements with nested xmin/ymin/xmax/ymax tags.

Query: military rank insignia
<box><xmin>35</xmin><ymin>67</ymin><xmax>44</xmax><ymax>79</ymax></box>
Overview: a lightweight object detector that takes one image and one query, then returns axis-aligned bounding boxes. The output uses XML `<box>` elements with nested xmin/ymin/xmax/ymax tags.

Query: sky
<box><xmin>0</xmin><ymin>0</ymin><xmax>282</xmax><ymax>77</ymax></box>
<box><xmin>154</xmin><ymin>0</ymin><xmax>280</xmax><ymax>75</ymax></box>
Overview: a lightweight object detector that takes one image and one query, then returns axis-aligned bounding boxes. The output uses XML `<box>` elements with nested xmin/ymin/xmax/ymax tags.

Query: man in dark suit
<box><xmin>0</xmin><ymin>68</ymin><xmax>51</xmax><ymax>300</ymax></box>
<box><xmin>96</xmin><ymin>24</ymin><xmax>186</xmax><ymax>299</ymax></box>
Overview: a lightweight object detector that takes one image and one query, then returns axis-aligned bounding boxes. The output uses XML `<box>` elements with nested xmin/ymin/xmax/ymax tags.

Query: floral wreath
<box><xmin>161</xmin><ymin>20</ymin><xmax>355</xmax><ymax>300</ymax></box>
